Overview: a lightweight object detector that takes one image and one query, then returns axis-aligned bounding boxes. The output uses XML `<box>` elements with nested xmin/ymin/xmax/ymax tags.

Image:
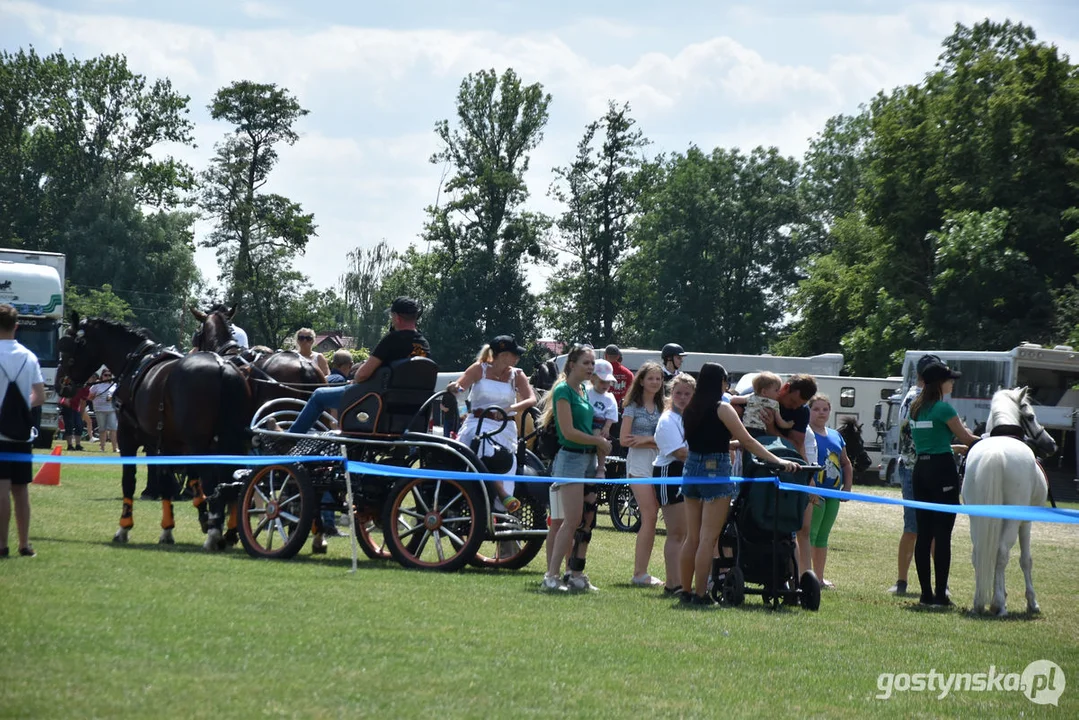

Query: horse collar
<box><xmin>989</xmin><ymin>424</ymin><xmax>1024</xmax><ymax>440</ymax></box>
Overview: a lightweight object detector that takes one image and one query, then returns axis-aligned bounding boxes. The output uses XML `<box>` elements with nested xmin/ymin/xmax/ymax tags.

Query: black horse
<box><xmin>57</xmin><ymin>313</ymin><xmax>252</xmax><ymax>549</ymax></box>
<box><xmin>837</xmin><ymin>417</ymin><xmax>872</xmax><ymax>475</ymax></box>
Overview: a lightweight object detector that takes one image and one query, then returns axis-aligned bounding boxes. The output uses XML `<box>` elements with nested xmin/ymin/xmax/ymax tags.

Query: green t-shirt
<box><xmin>910</xmin><ymin>400</ymin><xmax>958</xmax><ymax>455</ymax></box>
<box><xmin>551</xmin><ymin>381</ymin><xmax>595</xmax><ymax>450</ymax></box>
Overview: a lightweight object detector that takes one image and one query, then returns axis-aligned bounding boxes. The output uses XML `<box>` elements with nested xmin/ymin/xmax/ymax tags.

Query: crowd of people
<box><xmin>2</xmin><ymin>292</ymin><xmax>979</xmax><ymax>609</ymax></box>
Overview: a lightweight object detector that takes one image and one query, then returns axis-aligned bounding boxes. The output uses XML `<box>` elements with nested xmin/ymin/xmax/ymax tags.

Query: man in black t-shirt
<box><xmin>352</xmin><ymin>296</ymin><xmax>431</xmax><ymax>383</ymax></box>
<box><xmin>288</xmin><ymin>297</ymin><xmax>430</xmax><ymax>434</ymax></box>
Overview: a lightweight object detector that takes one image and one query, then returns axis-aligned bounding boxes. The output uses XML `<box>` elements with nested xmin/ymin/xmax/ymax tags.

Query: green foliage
<box><xmin>339</xmin><ymin>240</ymin><xmax>401</xmax><ymax>351</ymax></box>
<box><xmin>621</xmin><ymin>145</ymin><xmax>804</xmax><ymax>353</ymax></box>
<box><xmin>544</xmin><ymin>102</ymin><xmax>649</xmax><ymax>344</ymax></box>
<box><xmin>418</xmin><ymin>68</ymin><xmax>554</xmax><ymax>367</ymax></box>
<box><xmin>200</xmin><ymin>81</ymin><xmax>316</xmax><ymax>345</ymax></box>
<box><xmin>66</xmin><ymin>282</ymin><xmax>133</xmax><ymax>323</ymax></box>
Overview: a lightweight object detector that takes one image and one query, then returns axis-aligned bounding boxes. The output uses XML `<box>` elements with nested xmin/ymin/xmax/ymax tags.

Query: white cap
<box><xmin>593</xmin><ymin>359</ymin><xmax>616</xmax><ymax>383</ymax></box>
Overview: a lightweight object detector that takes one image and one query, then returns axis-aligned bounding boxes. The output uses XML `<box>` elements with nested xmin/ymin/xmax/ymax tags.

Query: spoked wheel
<box><xmin>469</xmin><ymin>493</ymin><xmax>547</xmax><ymax>570</ymax></box>
<box><xmin>353</xmin><ymin>510</ymin><xmax>393</xmax><ymax>560</ymax></box>
<box><xmin>238</xmin><ymin>464</ymin><xmax>316</xmax><ymax>560</ymax></box>
<box><xmin>608</xmin><ymin>483</ymin><xmax>641</xmax><ymax>533</ymax></box>
<box><xmin>382</xmin><ymin>475</ymin><xmax>486</xmax><ymax>571</ymax></box>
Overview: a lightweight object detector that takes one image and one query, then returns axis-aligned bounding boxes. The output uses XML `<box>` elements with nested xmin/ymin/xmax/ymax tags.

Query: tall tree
<box><xmin>339</xmin><ymin>240</ymin><xmax>402</xmax><ymax>351</ymax></box>
<box><xmin>200</xmin><ymin>81</ymin><xmax>316</xmax><ymax>344</ymax></box>
<box><xmin>544</xmin><ymin>101</ymin><xmax>649</xmax><ymax>344</ymax></box>
<box><xmin>419</xmin><ymin>68</ymin><xmax>553</xmax><ymax>367</ymax></box>
<box><xmin>621</xmin><ymin>145</ymin><xmax>804</xmax><ymax>353</ymax></box>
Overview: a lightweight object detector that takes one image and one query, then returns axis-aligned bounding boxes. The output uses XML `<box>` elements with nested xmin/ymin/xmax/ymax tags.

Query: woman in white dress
<box><xmin>447</xmin><ymin>335</ymin><xmax>536</xmax><ymax>511</ymax></box>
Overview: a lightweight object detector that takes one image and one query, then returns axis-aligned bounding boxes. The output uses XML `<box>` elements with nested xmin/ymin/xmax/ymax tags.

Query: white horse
<box><xmin>962</xmin><ymin>387</ymin><xmax>1057</xmax><ymax>616</ymax></box>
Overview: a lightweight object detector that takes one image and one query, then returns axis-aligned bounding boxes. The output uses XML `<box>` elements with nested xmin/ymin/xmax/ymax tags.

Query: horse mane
<box><xmin>80</xmin><ymin>316</ymin><xmax>155</xmax><ymax>342</ymax></box>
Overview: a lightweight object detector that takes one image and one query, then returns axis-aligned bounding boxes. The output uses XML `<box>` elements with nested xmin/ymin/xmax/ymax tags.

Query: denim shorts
<box><xmin>681</xmin><ymin>451</ymin><xmax>736</xmax><ymax>501</ymax></box>
<box><xmin>550</xmin><ymin>447</ymin><xmax>597</xmax><ymax>485</ymax></box>
<box><xmin>898</xmin><ymin>464</ymin><xmax>916</xmax><ymax>534</ymax></box>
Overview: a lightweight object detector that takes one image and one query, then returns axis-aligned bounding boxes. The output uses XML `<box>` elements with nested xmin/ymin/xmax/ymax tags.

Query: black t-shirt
<box><xmin>371</xmin><ymin>329</ymin><xmax>431</xmax><ymax>364</ymax></box>
<box><xmin>779</xmin><ymin>404</ymin><xmax>810</xmax><ymax>436</ymax></box>
<box><xmin>685</xmin><ymin>401</ymin><xmax>731</xmax><ymax>454</ymax></box>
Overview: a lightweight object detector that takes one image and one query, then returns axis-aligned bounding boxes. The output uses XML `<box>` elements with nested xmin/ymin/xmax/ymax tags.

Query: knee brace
<box><xmin>568</xmin><ymin>499</ymin><xmax>600</xmax><ymax>569</ymax></box>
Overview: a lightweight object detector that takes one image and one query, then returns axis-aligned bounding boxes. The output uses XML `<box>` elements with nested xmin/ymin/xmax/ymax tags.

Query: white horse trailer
<box><xmin>877</xmin><ymin>344</ymin><xmax>1079</xmax><ymax>494</ymax></box>
<box><xmin>555</xmin><ymin>349</ymin><xmax>844</xmax><ymax>384</ymax></box>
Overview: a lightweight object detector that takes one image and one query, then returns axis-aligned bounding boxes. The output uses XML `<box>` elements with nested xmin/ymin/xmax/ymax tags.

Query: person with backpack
<box><xmin>0</xmin><ymin>304</ymin><xmax>46</xmax><ymax>558</ymax></box>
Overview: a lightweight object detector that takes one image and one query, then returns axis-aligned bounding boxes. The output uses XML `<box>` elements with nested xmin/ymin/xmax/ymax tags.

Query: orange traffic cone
<box><xmin>33</xmin><ymin>445</ymin><xmax>62</xmax><ymax>486</ymax></box>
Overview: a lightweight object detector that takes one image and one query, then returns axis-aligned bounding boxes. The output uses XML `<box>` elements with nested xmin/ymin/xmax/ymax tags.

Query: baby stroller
<box><xmin>710</xmin><ymin>437</ymin><xmax>823</xmax><ymax>611</ymax></box>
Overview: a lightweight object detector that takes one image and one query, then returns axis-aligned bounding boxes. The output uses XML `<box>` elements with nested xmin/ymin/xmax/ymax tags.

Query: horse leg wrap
<box><xmin>161</xmin><ymin>499</ymin><xmax>175</xmax><ymax>530</ymax></box>
<box><xmin>120</xmin><ymin>498</ymin><xmax>134</xmax><ymax>529</ymax></box>
<box><xmin>190</xmin><ymin>478</ymin><xmax>206</xmax><ymax>509</ymax></box>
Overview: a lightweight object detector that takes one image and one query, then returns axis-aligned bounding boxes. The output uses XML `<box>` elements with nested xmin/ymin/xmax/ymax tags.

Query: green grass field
<box><xmin>1</xmin><ymin>447</ymin><xmax>1077</xmax><ymax>719</ymax></box>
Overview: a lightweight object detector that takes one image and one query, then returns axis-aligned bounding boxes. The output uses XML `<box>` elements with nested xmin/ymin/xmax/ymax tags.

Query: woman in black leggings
<box><xmin>908</xmin><ymin>359</ymin><xmax>979</xmax><ymax>606</ymax></box>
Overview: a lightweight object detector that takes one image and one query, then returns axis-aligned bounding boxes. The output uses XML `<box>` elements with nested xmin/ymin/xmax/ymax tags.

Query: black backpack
<box><xmin>0</xmin><ymin>357</ymin><xmax>34</xmax><ymax>442</ymax></box>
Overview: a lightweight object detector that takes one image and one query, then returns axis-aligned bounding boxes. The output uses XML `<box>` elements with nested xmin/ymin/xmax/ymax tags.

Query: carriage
<box><xmin>237</xmin><ymin>356</ymin><xmax>552</xmax><ymax>572</ymax></box>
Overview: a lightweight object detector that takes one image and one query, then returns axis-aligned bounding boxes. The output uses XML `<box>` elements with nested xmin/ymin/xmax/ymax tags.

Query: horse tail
<box><xmin>216</xmin><ymin>366</ymin><xmax>252</xmax><ymax>456</ymax></box>
<box><xmin>967</xmin><ymin>444</ymin><xmax>1005</xmax><ymax>611</ymax></box>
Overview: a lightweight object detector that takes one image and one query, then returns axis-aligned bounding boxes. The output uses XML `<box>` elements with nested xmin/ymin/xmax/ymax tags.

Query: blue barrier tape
<box><xmin>4</xmin><ymin>452</ymin><xmax>1077</xmax><ymax>525</ymax></box>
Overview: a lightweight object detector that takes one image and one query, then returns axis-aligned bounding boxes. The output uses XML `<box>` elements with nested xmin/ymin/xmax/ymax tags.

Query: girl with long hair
<box><xmin>620</xmin><ymin>361</ymin><xmax>667</xmax><ymax>587</ymax></box>
<box><xmin>541</xmin><ymin>345</ymin><xmax>612</xmax><ymax>592</ymax></box>
<box><xmin>651</xmin><ymin>373</ymin><xmax>696</xmax><ymax>595</ymax></box>
<box><xmin>679</xmin><ymin>363</ymin><xmax>799</xmax><ymax>606</ymax></box>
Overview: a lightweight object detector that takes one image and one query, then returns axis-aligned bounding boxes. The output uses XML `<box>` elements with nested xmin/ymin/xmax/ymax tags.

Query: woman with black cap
<box><xmin>908</xmin><ymin>357</ymin><xmax>980</xmax><ymax>607</ymax></box>
<box><xmin>447</xmin><ymin>335</ymin><xmax>536</xmax><ymax>512</ymax></box>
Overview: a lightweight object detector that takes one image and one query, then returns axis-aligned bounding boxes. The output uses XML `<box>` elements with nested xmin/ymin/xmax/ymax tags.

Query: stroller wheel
<box><xmin>723</xmin><ymin>566</ymin><xmax>745</xmax><ymax>606</ymax></box>
<box><xmin>799</xmin><ymin>571</ymin><xmax>821</xmax><ymax>611</ymax></box>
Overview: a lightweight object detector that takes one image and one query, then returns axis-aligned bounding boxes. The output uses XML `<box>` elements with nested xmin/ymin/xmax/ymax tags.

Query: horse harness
<box><xmin>113</xmin><ymin>341</ymin><xmax>184</xmax><ymax>428</ymax></box>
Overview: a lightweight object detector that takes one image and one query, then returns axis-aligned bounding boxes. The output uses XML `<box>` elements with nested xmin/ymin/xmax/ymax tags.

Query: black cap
<box><xmin>491</xmin><ymin>335</ymin><xmax>526</xmax><ymax>357</ymax></box>
<box><xmin>390</xmin><ymin>297</ymin><xmax>421</xmax><ymax>317</ymax></box>
<box><xmin>916</xmin><ymin>353</ymin><xmax>942</xmax><ymax>377</ymax></box>
<box><xmin>604</xmin><ymin>344</ymin><xmax>620</xmax><ymax>356</ymax></box>
<box><xmin>921</xmin><ymin>361</ymin><xmax>961</xmax><ymax>384</ymax></box>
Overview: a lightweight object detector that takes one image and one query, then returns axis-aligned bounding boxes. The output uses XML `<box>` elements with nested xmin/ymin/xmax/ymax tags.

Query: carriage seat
<box><xmin>339</xmin><ymin>357</ymin><xmax>440</xmax><ymax>436</ymax></box>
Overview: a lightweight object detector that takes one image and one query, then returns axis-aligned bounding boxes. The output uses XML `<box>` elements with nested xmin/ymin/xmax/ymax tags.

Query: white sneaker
<box><xmin>542</xmin><ymin>575</ymin><xmax>568</xmax><ymax>592</ymax></box>
<box><xmin>566</xmin><ymin>574</ymin><xmax>599</xmax><ymax>592</ymax></box>
<box><xmin>631</xmin><ymin>574</ymin><xmax>664</xmax><ymax>587</ymax></box>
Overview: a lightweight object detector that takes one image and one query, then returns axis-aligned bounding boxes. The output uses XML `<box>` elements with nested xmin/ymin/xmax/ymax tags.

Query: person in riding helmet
<box><xmin>660</xmin><ymin>343</ymin><xmax>685</xmax><ymax>381</ymax></box>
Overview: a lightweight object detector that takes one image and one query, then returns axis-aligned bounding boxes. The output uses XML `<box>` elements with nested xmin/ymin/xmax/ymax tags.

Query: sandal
<box><xmin>503</xmin><ymin>496</ymin><xmax>521</xmax><ymax>513</ymax></box>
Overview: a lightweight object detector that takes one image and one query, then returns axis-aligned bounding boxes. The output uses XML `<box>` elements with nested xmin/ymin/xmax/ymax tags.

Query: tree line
<box><xmin>2</xmin><ymin>20</ymin><xmax>1077</xmax><ymax>374</ymax></box>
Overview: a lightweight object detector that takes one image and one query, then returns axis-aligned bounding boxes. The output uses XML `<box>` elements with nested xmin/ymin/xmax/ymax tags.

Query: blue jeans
<box><xmin>549</xmin><ymin>448</ymin><xmax>597</xmax><ymax>485</ymax></box>
<box><xmin>291</xmin><ymin>385</ymin><xmax>348</xmax><ymax>434</ymax></box>
<box><xmin>898</xmin><ymin>464</ymin><xmax>916</xmax><ymax>534</ymax></box>
<box><xmin>682</xmin><ymin>451</ymin><xmax>736</xmax><ymax>501</ymax></box>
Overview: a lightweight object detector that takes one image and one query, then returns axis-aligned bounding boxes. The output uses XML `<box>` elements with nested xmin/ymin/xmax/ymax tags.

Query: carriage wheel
<box><xmin>469</xmin><ymin>493</ymin><xmax>547</xmax><ymax>570</ymax></box>
<box><xmin>608</xmin><ymin>483</ymin><xmax>641</xmax><ymax>533</ymax></box>
<box><xmin>238</xmin><ymin>464</ymin><xmax>315</xmax><ymax>560</ymax></box>
<box><xmin>382</xmin><ymin>475</ymin><xmax>486</xmax><ymax>571</ymax></box>
<box><xmin>353</xmin><ymin>510</ymin><xmax>393</xmax><ymax>560</ymax></box>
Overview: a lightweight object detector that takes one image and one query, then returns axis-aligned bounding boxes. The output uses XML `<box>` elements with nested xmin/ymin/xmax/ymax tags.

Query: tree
<box><xmin>419</xmin><ymin>68</ymin><xmax>553</xmax><ymax>367</ymax></box>
<box><xmin>200</xmin><ymin>81</ymin><xmax>316</xmax><ymax>344</ymax></box>
<box><xmin>339</xmin><ymin>240</ymin><xmax>402</xmax><ymax>351</ymax></box>
<box><xmin>544</xmin><ymin>102</ymin><xmax>649</xmax><ymax>344</ymax></box>
<box><xmin>621</xmin><ymin>145</ymin><xmax>805</xmax><ymax>353</ymax></box>
<box><xmin>799</xmin><ymin>111</ymin><xmax>871</xmax><ymax>254</ymax></box>
<box><xmin>0</xmin><ymin>48</ymin><xmax>195</xmax><ymax>252</ymax></box>
<box><xmin>66</xmin><ymin>283</ymin><xmax>133</xmax><ymax>323</ymax></box>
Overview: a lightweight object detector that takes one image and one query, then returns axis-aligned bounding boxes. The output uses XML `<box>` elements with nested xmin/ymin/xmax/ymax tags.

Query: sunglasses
<box><xmin>297</xmin><ymin>335</ymin><xmax>314</xmax><ymax>341</ymax></box>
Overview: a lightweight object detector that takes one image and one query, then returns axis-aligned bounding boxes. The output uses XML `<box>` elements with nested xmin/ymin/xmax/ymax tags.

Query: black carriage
<box><xmin>238</xmin><ymin>357</ymin><xmax>550</xmax><ymax>572</ymax></box>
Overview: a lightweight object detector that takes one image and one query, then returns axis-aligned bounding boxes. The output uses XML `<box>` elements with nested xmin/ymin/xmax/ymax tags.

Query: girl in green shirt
<box><xmin>909</xmin><ymin>359</ymin><xmax>980</xmax><ymax>607</ymax></box>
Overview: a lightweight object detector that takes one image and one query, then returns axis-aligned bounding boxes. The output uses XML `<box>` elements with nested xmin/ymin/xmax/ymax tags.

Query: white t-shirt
<box><xmin>653</xmin><ymin>409</ymin><xmax>686</xmax><ymax>468</ymax></box>
<box><xmin>0</xmin><ymin>339</ymin><xmax>45</xmax><ymax>442</ymax></box>
<box><xmin>231</xmin><ymin>324</ymin><xmax>249</xmax><ymax>348</ymax></box>
<box><xmin>586</xmin><ymin>387</ymin><xmax>618</xmax><ymax>425</ymax></box>
<box><xmin>89</xmin><ymin>382</ymin><xmax>117</xmax><ymax>414</ymax></box>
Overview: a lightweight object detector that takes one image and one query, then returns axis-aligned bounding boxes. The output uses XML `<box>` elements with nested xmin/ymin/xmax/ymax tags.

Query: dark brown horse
<box><xmin>57</xmin><ymin>313</ymin><xmax>252</xmax><ymax>549</ymax></box>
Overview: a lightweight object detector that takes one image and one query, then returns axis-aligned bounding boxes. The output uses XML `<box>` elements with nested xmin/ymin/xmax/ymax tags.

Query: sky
<box><xmin>3</xmin><ymin>0</ymin><xmax>1078</xmax><ymax>295</ymax></box>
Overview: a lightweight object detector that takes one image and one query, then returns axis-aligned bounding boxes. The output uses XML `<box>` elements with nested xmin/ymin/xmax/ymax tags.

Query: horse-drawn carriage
<box><xmin>239</xmin><ymin>356</ymin><xmax>551</xmax><ymax>572</ymax></box>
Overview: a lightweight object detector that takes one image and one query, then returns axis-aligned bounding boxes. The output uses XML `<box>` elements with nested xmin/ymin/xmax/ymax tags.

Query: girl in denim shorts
<box><xmin>679</xmin><ymin>363</ymin><xmax>800</xmax><ymax>606</ymax></box>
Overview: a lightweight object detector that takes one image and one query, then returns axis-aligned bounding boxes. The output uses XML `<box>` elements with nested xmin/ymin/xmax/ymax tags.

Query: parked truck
<box><xmin>0</xmin><ymin>249</ymin><xmax>66</xmax><ymax>447</ymax></box>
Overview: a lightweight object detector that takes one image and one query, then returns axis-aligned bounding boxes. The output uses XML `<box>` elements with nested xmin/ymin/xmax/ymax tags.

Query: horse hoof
<box><xmin>113</xmin><ymin>529</ymin><xmax>129</xmax><ymax>544</ymax></box>
<box><xmin>223</xmin><ymin>528</ymin><xmax>239</xmax><ymax>547</ymax></box>
<box><xmin>159</xmin><ymin>530</ymin><xmax>175</xmax><ymax>545</ymax></box>
<box><xmin>203</xmin><ymin>529</ymin><xmax>223</xmax><ymax>552</ymax></box>
<box><xmin>312</xmin><ymin>534</ymin><xmax>328</xmax><ymax>555</ymax></box>
<box><xmin>1028</xmin><ymin>602</ymin><xmax>1041</xmax><ymax>614</ymax></box>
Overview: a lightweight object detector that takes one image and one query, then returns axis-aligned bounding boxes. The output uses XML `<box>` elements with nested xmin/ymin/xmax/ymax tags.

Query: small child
<box><xmin>588</xmin><ymin>360</ymin><xmax>619</xmax><ymax>479</ymax></box>
<box><xmin>732</xmin><ymin>371</ymin><xmax>794</xmax><ymax>438</ymax></box>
